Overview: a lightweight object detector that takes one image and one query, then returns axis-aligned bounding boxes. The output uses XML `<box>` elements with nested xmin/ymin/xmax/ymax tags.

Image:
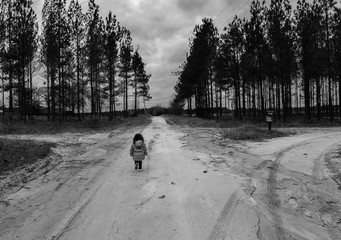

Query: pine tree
<box><xmin>86</xmin><ymin>0</ymin><xmax>103</xmax><ymax>117</ymax></box>
<box><xmin>220</xmin><ymin>16</ymin><xmax>245</xmax><ymax>119</ymax></box>
<box><xmin>189</xmin><ymin>18</ymin><xmax>218</xmax><ymax>118</ymax></box>
<box><xmin>41</xmin><ymin>0</ymin><xmax>59</xmax><ymax>122</ymax></box>
<box><xmin>131</xmin><ymin>47</ymin><xmax>151</xmax><ymax>116</ymax></box>
<box><xmin>53</xmin><ymin>0</ymin><xmax>70</xmax><ymax>122</ymax></box>
<box><xmin>2</xmin><ymin>0</ymin><xmax>16</xmax><ymax>120</ymax></box>
<box><xmin>174</xmin><ymin>59</ymin><xmax>195</xmax><ymax>116</ymax></box>
<box><xmin>104</xmin><ymin>11</ymin><xmax>121</xmax><ymax>120</ymax></box>
<box><xmin>295</xmin><ymin>0</ymin><xmax>325</xmax><ymax>120</ymax></box>
<box><xmin>0</xmin><ymin>2</ymin><xmax>6</xmax><ymax>119</ymax></box>
<box><xmin>267</xmin><ymin>0</ymin><xmax>296</xmax><ymax>121</ymax></box>
<box><xmin>68</xmin><ymin>0</ymin><xmax>86</xmax><ymax>121</ymax></box>
<box><xmin>131</xmin><ymin>48</ymin><xmax>143</xmax><ymax>116</ymax></box>
<box><xmin>243</xmin><ymin>0</ymin><xmax>269</xmax><ymax>117</ymax></box>
<box><xmin>319</xmin><ymin>0</ymin><xmax>337</xmax><ymax>121</ymax></box>
<box><xmin>12</xmin><ymin>0</ymin><xmax>37</xmax><ymax>123</ymax></box>
<box><xmin>332</xmin><ymin>7</ymin><xmax>341</xmax><ymax>118</ymax></box>
<box><xmin>119</xmin><ymin>28</ymin><xmax>133</xmax><ymax>117</ymax></box>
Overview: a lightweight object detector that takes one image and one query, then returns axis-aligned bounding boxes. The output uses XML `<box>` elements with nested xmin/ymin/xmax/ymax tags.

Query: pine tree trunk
<box><xmin>51</xmin><ymin>64</ymin><xmax>56</xmax><ymax>122</ymax></box>
<box><xmin>242</xmin><ymin>81</ymin><xmax>246</xmax><ymax>117</ymax></box>
<box><xmin>281</xmin><ymin>78</ymin><xmax>286</xmax><ymax>122</ymax></box>
<box><xmin>90</xmin><ymin>63</ymin><xmax>94</xmax><ymax>117</ymax></box>
<box><xmin>316</xmin><ymin>77</ymin><xmax>321</xmax><ymax>120</ymax></box>
<box><xmin>113</xmin><ymin>75</ymin><xmax>116</xmax><ymax>119</ymax></box>
<box><xmin>260</xmin><ymin>79</ymin><xmax>264</xmax><ymax>117</ymax></box>
<box><xmin>109</xmin><ymin>63</ymin><xmax>113</xmax><ymax>121</ymax></box>
<box><xmin>219</xmin><ymin>86</ymin><xmax>222</xmax><ymax>117</ymax></box>
<box><xmin>29</xmin><ymin>60</ymin><xmax>33</xmax><ymax>120</ymax></box>
<box><xmin>328</xmin><ymin>76</ymin><xmax>333</xmax><ymax>121</ymax></box>
<box><xmin>210</xmin><ymin>67</ymin><xmax>214</xmax><ymax>119</ymax></box>
<box><xmin>97</xmin><ymin>63</ymin><xmax>101</xmax><ymax>116</ymax></box>
<box><xmin>58</xmin><ymin>55</ymin><xmax>62</xmax><ymax>123</ymax></box>
<box><xmin>1</xmin><ymin>70</ymin><xmax>4</xmax><ymax>119</ymax></box>
<box><xmin>253</xmin><ymin>81</ymin><xmax>256</xmax><ymax>117</ymax></box>
<box><xmin>234</xmin><ymin>83</ymin><xmax>239</xmax><ymax>119</ymax></box>
<box><xmin>22</xmin><ymin>64</ymin><xmax>26</xmax><ymax>123</ymax></box>
<box><xmin>304</xmin><ymin>74</ymin><xmax>310</xmax><ymax>121</ymax></box>
<box><xmin>125</xmin><ymin>71</ymin><xmax>128</xmax><ymax>117</ymax></box>
<box><xmin>9</xmin><ymin>65</ymin><xmax>13</xmax><ymax>121</ymax></box>
<box><xmin>47</xmin><ymin>65</ymin><xmax>50</xmax><ymax>120</ymax></box>
<box><xmin>77</xmin><ymin>37</ymin><xmax>81</xmax><ymax>121</ymax></box>
<box><xmin>339</xmin><ymin>75</ymin><xmax>341</xmax><ymax>119</ymax></box>
<box><xmin>82</xmin><ymin>71</ymin><xmax>85</xmax><ymax>119</ymax></box>
<box><xmin>134</xmin><ymin>73</ymin><xmax>137</xmax><ymax>117</ymax></box>
<box><xmin>277</xmin><ymin>82</ymin><xmax>281</xmax><ymax>120</ymax></box>
<box><xmin>8</xmin><ymin>2</ymin><xmax>13</xmax><ymax>121</ymax></box>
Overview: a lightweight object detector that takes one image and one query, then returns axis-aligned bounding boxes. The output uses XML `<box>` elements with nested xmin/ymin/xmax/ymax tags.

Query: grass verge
<box><xmin>0</xmin><ymin>115</ymin><xmax>152</xmax><ymax>134</ymax></box>
<box><xmin>164</xmin><ymin>114</ymin><xmax>244</xmax><ymax>128</ymax></box>
<box><xmin>165</xmin><ymin>114</ymin><xmax>292</xmax><ymax>140</ymax></box>
<box><xmin>0</xmin><ymin>115</ymin><xmax>151</xmax><ymax>176</ymax></box>
<box><xmin>0</xmin><ymin>139</ymin><xmax>56</xmax><ymax>175</ymax></box>
<box><xmin>222</xmin><ymin>126</ymin><xmax>290</xmax><ymax>141</ymax></box>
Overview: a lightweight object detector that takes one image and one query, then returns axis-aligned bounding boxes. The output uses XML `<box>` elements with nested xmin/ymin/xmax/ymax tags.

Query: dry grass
<box><xmin>164</xmin><ymin>115</ymin><xmax>241</xmax><ymax>128</ymax></box>
<box><xmin>0</xmin><ymin>115</ymin><xmax>151</xmax><ymax>175</ymax></box>
<box><xmin>0</xmin><ymin>115</ymin><xmax>152</xmax><ymax>134</ymax></box>
<box><xmin>0</xmin><ymin>139</ymin><xmax>56</xmax><ymax>175</ymax></box>
<box><xmin>165</xmin><ymin>114</ymin><xmax>341</xmax><ymax>128</ymax></box>
<box><xmin>222</xmin><ymin>125</ymin><xmax>290</xmax><ymax>140</ymax></box>
<box><xmin>165</xmin><ymin>114</ymin><xmax>292</xmax><ymax>140</ymax></box>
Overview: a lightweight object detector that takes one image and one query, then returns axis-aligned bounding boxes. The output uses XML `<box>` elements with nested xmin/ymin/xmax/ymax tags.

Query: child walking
<box><xmin>130</xmin><ymin>133</ymin><xmax>147</xmax><ymax>171</ymax></box>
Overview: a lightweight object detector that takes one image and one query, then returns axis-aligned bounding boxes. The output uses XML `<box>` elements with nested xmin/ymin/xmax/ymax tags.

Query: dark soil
<box><xmin>0</xmin><ymin>139</ymin><xmax>56</xmax><ymax>175</ymax></box>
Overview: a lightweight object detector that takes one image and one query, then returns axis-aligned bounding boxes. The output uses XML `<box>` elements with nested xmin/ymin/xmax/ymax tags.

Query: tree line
<box><xmin>173</xmin><ymin>0</ymin><xmax>341</xmax><ymax>122</ymax></box>
<box><xmin>0</xmin><ymin>0</ymin><xmax>151</xmax><ymax>123</ymax></box>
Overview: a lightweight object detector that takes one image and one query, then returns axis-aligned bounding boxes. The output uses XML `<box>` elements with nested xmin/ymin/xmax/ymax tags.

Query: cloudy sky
<box><xmin>32</xmin><ymin>0</ymin><xmax>256</xmax><ymax>108</ymax></box>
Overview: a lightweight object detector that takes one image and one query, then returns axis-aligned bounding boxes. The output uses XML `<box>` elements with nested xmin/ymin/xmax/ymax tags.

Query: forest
<box><xmin>173</xmin><ymin>0</ymin><xmax>341</xmax><ymax>122</ymax></box>
<box><xmin>0</xmin><ymin>0</ymin><xmax>151</xmax><ymax>123</ymax></box>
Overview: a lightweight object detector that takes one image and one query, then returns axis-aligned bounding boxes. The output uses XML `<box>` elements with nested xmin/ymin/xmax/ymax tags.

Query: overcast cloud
<box><xmin>32</xmin><ymin>0</ymin><xmax>256</xmax><ymax>108</ymax></box>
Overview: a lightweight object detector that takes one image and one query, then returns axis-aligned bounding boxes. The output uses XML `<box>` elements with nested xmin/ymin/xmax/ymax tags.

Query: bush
<box><xmin>168</xmin><ymin>100</ymin><xmax>184</xmax><ymax>115</ymax></box>
<box><xmin>148</xmin><ymin>105</ymin><xmax>167</xmax><ymax>116</ymax></box>
<box><xmin>0</xmin><ymin>118</ymin><xmax>13</xmax><ymax>134</ymax></box>
<box><xmin>87</xmin><ymin>118</ymin><xmax>101</xmax><ymax>129</ymax></box>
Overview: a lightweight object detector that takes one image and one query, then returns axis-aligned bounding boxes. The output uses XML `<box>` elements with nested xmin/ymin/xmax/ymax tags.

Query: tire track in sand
<box><xmin>266</xmin><ymin>139</ymin><xmax>317</xmax><ymax>240</ymax></box>
<box><xmin>207</xmin><ymin>139</ymin><xmax>315</xmax><ymax>240</ymax></box>
<box><xmin>265</xmin><ymin>133</ymin><xmax>341</xmax><ymax>240</ymax></box>
<box><xmin>208</xmin><ymin>190</ymin><xmax>243</xmax><ymax>240</ymax></box>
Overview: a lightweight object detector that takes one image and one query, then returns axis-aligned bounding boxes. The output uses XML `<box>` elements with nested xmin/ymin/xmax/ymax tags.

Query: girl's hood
<box><xmin>135</xmin><ymin>140</ymin><xmax>143</xmax><ymax>148</ymax></box>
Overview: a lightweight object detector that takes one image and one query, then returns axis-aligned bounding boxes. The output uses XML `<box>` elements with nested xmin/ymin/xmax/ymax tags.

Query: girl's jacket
<box><xmin>130</xmin><ymin>140</ymin><xmax>147</xmax><ymax>161</ymax></box>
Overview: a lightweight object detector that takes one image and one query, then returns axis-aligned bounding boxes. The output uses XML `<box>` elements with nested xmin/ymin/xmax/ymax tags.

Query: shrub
<box><xmin>148</xmin><ymin>105</ymin><xmax>167</xmax><ymax>116</ymax></box>
<box><xmin>168</xmin><ymin>100</ymin><xmax>184</xmax><ymax>115</ymax></box>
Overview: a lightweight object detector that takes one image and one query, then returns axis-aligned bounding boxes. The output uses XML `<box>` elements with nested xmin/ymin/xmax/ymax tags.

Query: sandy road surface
<box><xmin>1</xmin><ymin>117</ymin><xmax>341</xmax><ymax>240</ymax></box>
<box><xmin>178</xmin><ymin>124</ymin><xmax>341</xmax><ymax>240</ymax></box>
<box><xmin>245</xmin><ymin>129</ymin><xmax>341</xmax><ymax>240</ymax></box>
<box><xmin>55</xmin><ymin>117</ymin><xmax>256</xmax><ymax>240</ymax></box>
<box><xmin>0</xmin><ymin>117</ymin><xmax>257</xmax><ymax>240</ymax></box>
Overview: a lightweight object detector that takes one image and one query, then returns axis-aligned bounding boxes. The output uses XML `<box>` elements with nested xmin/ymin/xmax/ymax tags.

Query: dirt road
<box><xmin>1</xmin><ymin>116</ymin><xmax>341</xmax><ymax>240</ymax></box>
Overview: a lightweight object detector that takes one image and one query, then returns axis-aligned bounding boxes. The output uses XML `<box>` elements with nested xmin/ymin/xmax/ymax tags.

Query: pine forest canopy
<box><xmin>173</xmin><ymin>0</ymin><xmax>341</xmax><ymax>122</ymax></box>
<box><xmin>0</xmin><ymin>0</ymin><xmax>151</xmax><ymax>123</ymax></box>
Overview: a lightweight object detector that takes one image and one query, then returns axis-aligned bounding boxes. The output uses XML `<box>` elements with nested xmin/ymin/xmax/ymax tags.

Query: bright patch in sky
<box><xmin>129</xmin><ymin>0</ymin><xmax>143</xmax><ymax>7</ymax></box>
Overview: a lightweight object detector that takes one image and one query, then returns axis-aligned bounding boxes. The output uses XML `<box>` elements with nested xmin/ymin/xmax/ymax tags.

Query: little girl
<box><xmin>130</xmin><ymin>133</ymin><xmax>147</xmax><ymax>171</ymax></box>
